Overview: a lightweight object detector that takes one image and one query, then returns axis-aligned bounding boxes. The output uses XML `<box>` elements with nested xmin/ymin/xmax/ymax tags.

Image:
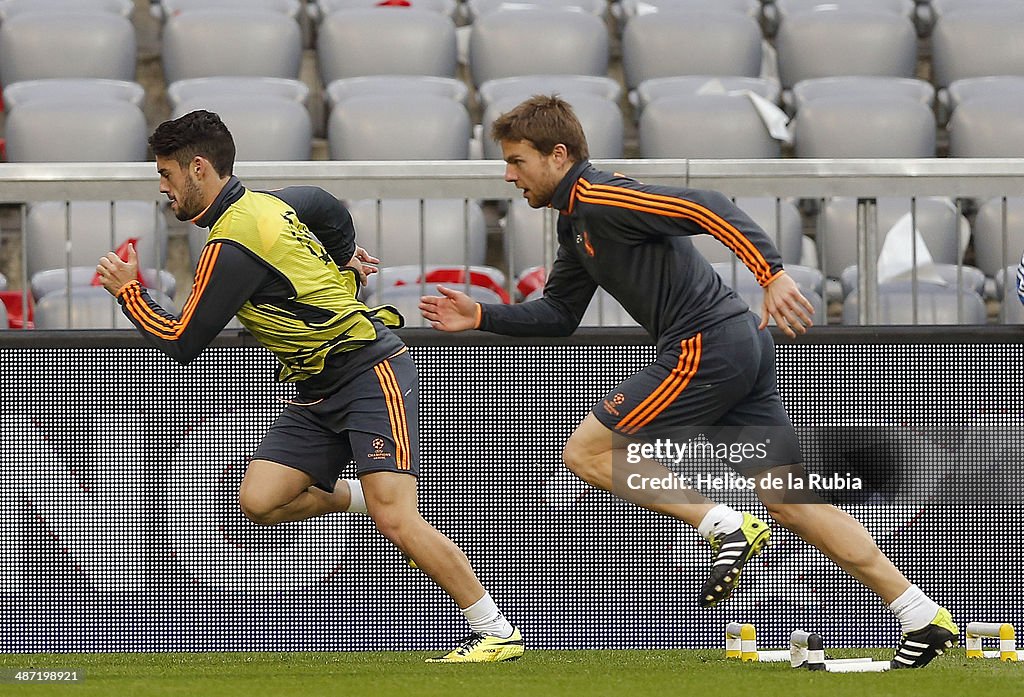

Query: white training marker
<box><xmin>824</xmin><ymin>660</ymin><xmax>890</xmax><ymax>673</ymax></box>
<box><xmin>754</xmin><ymin>650</ymin><xmax>792</xmax><ymax>662</ymax></box>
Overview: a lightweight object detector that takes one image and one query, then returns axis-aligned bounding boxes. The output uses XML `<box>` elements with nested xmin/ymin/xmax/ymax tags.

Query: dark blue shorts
<box><xmin>594</xmin><ymin>312</ymin><xmax>803</xmax><ymax>471</ymax></box>
<box><xmin>253</xmin><ymin>349</ymin><xmax>419</xmax><ymax>491</ymax></box>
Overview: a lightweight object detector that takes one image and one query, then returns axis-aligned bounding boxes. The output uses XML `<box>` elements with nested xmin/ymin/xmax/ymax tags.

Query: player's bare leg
<box><xmin>562</xmin><ymin>413</ymin><xmax>770</xmax><ymax>607</ymax></box>
<box><xmin>238</xmin><ymin>459</ymin><xmax>358</xmax><ymax>524</ymax></box>
<box><xmin>755</xmin><ymin>464</ymin><xmax>958</xmax><ymax>668</ymax></box>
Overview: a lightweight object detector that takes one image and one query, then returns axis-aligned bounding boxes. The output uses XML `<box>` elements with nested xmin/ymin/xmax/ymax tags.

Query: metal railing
<box><xmin>1</xmin><ymin>157</ymin><xmax>1023</xmax><ymax>328</ymax></box>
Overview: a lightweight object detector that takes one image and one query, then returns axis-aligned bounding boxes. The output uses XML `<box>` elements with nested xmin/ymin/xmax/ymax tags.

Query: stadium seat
<box><xmin>346</xmin><ymin>199</ymin><xmax>487</xmax><ymax>267</ymax></box>
<box><xmin>941</xmin><ymin>76</ymin><xmax>1024</xmax><ymax>125</ymax></box>
<box><xmin>634</xmin><ymin>76</ymin><xmax>781</xmax><ymax>116</ymax></box>
<box><xmin>0</xmin><ymin>300</ymin><xmax>7</xmax><ymax>330</ymax></box>
<box><xmin>325</xmin><ymin>75</ymin><xmax>468</xmax><ymax>111</ymax></box>
<box><xmin>4</xmin><ymin>100</ymin><xmax>148</xmax><ymax>162</ymax></box>
<box><xmin>817</xmin><ymin>198</ymin><xmax>969</xmax><ymax>279</ymax></box>
<box><xmin>690</xmin><ymin>198</ymin><xmax>804</xmax><ymax>266</ymax></box>
<box><xmin>0</xmin><ymin>11</ymin><xmax>136</xmax><ymax>86</ymax></box>
<box><xmin>477</xmin><ymin>75</ymin><xmax>621</xmax><ymax>111</ymax></box>
<box><xmin>173</xmin><ymin>95</ymin><xmax>312</xmax><ymax>161</ymax></box>
<box><xmin>947</xmin><ymin>92</ymin><xmax>1024</xmax><ymax>158</ymax></box>
<box><xmin>465</xmin><ymin>0</ymin><xmax>607</xmax><ymax>22</ymax></box>
<box><xmin>327</xmin><ymin>94</ymin><xmax>470</xmax><ymax>160</ymax></box>
<box><xmin>770</xmin><ymin>0</ymin><xmax>923</xmax><ymax>37</ymax></box>
<box><xmin>156</xmin><ymin>0</ymin><xmax>300</xmax><ymax>20</ymax></box>
<box><xmin>792</xmin><ymin>94</ymin><xmax>935</xmax><ymax>158</ymax></box>
<box><xmin>616</xmin><ymin>0</ymin><xmax>760</xmax><ymax>21</ymax></box>
<box><xmin>1</xmin><ymin>78</ymin><xmax>145</xmax><ymax>110</ymax></box>
<box><xmin>314</xmin><ymin>0</ymin><xmax>456</xmax><ymax>20</ymax></box>
<box><xmin>839</xmin><ymin>263</ymin><xmax>985</xmax><ymax>300</ymax></box>
<box><xmin>639</xmin><ymin>93</ymin><xmax>782</xmax><ymax>158</ymax></box>
<box><xmin>167</xmin><ymin>76</ymin><xmax>309</xmax><ymax>112</ymax></box>
<box><xmin>24</xmin><ymin>201</ymin><xmax>168</xmax><ymax>281</ymax></box>
<box><xmin>841</xmin><ymin>282</ymin><xmax>988</xmax><ymax>325</ymax></box>
<box><xmin>483</xmin><ymin>93</ymin><xmax>624</xmax><ymax>159</ymax></box>
<box><xmin>161</xmin><ymin>9</ymin><xmax>302</xmax><ymax>84</ymax></box>
<box><xmin>788</xmin><ymin>76</ymin><xmax>934</xmax><ymax>116</ymax></box>
<box><xmin>30</xmin><ymin>267</ymin><xmax>177</xmax><ymax>303</ymax></box>
<box><xmin>774</xmin><ymin>8</ymin><xmax>917</xmax><ymax>90</ymax></box>
<box><xmin>468</xmin><ymin>9</ymin><xmax>608</xmax><ymax>88</ymax></box>
<box><xmin>971</xmin><ymin>198</ymin><xmax>1024</xmax><ymax>279</ymax></box>
<box><xmin>317</xmin><ymin>8</ymin><xmax>457</xmax><ymax>84</ymax></box>
<box><xmin>502</xmin><ymin>200</ymin><xmax>560</xmax><ymax>276</ymax></box>
<box><xmin>621</xmin><ymin>10</ymin><xmax>763</xmax><ymax>91</ymax></box>
<box><xmin>0</xmin><ymin>0</ymin><xmax>133</xmax><ymax>18</ymax></box>
<box><xmin>34</xmin><ymin>286</ymin><xmax>177</xmax><ymax>330</ymax></box>
<box><xmin>931</xmin><ymin>5</ymin><xmax>1024</xmax><ymax>90</ymax></box>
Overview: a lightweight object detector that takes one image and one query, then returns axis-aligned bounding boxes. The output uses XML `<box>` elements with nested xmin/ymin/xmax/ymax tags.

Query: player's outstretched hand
<box><xmin>96</xmin><ymin>243</ymin><xmax>139</xmax><ymax>297</ymax></box>
<box><xmin>419</xmin><ymin>284</ymin><xmax>479</xmax><ymax>332</ymax></box>
<box><xmin>761</xmin><ymin>271</ymin><xmax>814</xmax><ymax>338</ymax></box>
<box><xmin>345</xmin><ymin>246</ymin><xmax>379</xmax><ymax>286</ymax></box>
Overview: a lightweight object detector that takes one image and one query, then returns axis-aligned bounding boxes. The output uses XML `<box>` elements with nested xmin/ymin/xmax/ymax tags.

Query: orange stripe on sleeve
<box><xmin>576</xmin><ymin>179</ymin><xmax>774</xmax><ymax>285</ymax></box>
<box><xmin>616</xmin><ymin>334</ymin><xmax>702</xmax><ymax>435</ymax></box>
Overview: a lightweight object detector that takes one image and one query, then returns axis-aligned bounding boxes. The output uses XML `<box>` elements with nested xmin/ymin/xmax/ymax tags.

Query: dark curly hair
<box><xmin>148</xmin><ymin>110</ymin><xmax>235</xmax><ymax>176</ymax></box>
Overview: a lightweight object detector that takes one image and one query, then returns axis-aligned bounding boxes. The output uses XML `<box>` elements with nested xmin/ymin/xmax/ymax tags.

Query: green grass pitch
<box><xmin>1</xmin><ymin>649</ymin><xmax>1019</xmax><ymax>697</ymax></box>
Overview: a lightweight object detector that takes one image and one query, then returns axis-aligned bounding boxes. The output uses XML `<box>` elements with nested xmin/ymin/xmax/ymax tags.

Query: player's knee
<box><xmin>369</xmin><ymin>506</ymin><xmax>413</xmax><ymax>547</ymax></box>
<box><xmin>238</xmin><ymin>492</ymin><xmax>280</xmax><ymax>526</ymax></box>
<box><xmin>562</xmin><ymin>439</ymin><xmax>598</xmax><ymax>484</ymax></box>
<box><xmin>760</xmin><ymin>501</ymin><xmax>804</xmax><ymax>532</ymax></box>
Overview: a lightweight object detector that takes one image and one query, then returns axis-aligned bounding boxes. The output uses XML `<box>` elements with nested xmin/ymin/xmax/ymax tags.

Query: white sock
<box><xmin>889</xmin><ymin>584</ymin><xmax>940</xmax><ymax>633</ymax></box>
<box><xmin>697</xmin><ymin>504</ymin><xmax>744</xmax><ymax>541</ymax></box>
<box><xmin>343</xmin><ymin>479</ymin><xmax>367</xmax><ymax>514</ymax></box>
<box><xmin>462</xmin><ymin>592</ymin><xmax>514</xmax><ymax>638</ymax></box>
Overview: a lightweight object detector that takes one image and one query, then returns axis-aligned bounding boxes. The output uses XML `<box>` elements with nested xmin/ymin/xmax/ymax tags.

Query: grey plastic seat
<box><xmin>972</xmin><ymin>198</ymin><xmax>1024</xmax><ymax>279</ymax></box>
<box><xmin>617</xmin><ymin>0</ymin><xmax>760</xmax><ymax>21</ymax></box>
<box><xmin>30</xmin><ymin>267</ymin><xmax>177</xmax><ymax>303</ymax></box>
<box><xmin>25</xmin><ymin>201</ymin><xmax>168</xmax><ymax>279</ymax></box>
<box><xmin>503</xmin><ymin>200</ymin><xmax>560</xmax><ymax>275</ymax></box>
<box><xmin>948</xmin><ymin>92</ymin><xmax>1024</xmax><ymax>158</ymax></box>
<box><xmin>328</xmin><ymin>94</ymin><xmax>470</xmax><ymax>160</ymax></box>
<box><xmin>0</xmin><ymin>0</ymin><xmax>133</xmax><ymax>20</ymax></box>
<box><xmin>34</xmin><ymin>286</ymin><xmax>178</xmax><ymax>330</ymax></box>
<box><xmin>0</xmin><ymin>301</ymin><xmax>7</xmax><ymax>330</ymax></box>
<box><xmin>167</xmin><ymin>76</ymin><xmax>309</xmax><ymax>111</ymax></box>
<box><xmin>789</xmin><ymin>76</ymin><xmax>934</xmax><ymax>115</ymax></box>
<box><xmin>818</xmin><ymin>197</ymin><xmax>969</xmax><ymax>279</ymax></box>
<box><xmin>483</xmin><ymin>93</ymin><xmax>624</xmax><ymax>159</ymax></box>
<box><xmin>326</xmin><ymin>75</ymin><xmax>468</xmax><ymax>110</ymax></box>
<box><xmin>4</xmin><ymin>100</ymin><xmax>147</xmax><ymax>162</ymax></box>
<box><xmin>477</xmin><ymin>75</ymin><xmax>621</xmax><ymax>111</ymax></box>
<box><xmin>0</xmin><ymin>272</ymin><xmax>6</xmax><ymax>291</ymax></box>
<box><xmin>942</xmin><ymin>76</ymin><xmax>1024</xmax><ymax>124</ymax></box>
<box><xmin>161</xmin><ymin>9</ymin><xmax>302</xmax><ymax>84</ymax></box>
<box><xmin>841</xmin><ymin>282</ymin><xmax>988</xmax><ymax>325</ymax></box>
<box><xmin>0</xmin><ymin>11</ymin><xmax>136</xmax><ymax>86</ymax></box>
<box><xmin>639</xmin><ymin>93</ymin><xmax>782</xmax><ymax>158</ymax></box>
<box><xmin>690</xmin><ymin>198</ymin><xmax>804</xmax><ymax>266</ymax></box>
<box><xmin>635</xmin><ymin>76</ymin><xmax>780</xmax><ymax>115</ymax></box>
<box><xmin>712</xmin><ymin>261</ymin><xmax>828</xmax><ymax>325</ymax></box>
<box><xmin>1</xmin><ymin>78</ymin><xmax>145</xmax><ymax>110</ymax></box>
<box><xmin>347</xmin><ymin>199</ymin><xmax>487</xmax><ymax>267</ymax></box>
<box><xmin>792</xmin><ymin>94</ymin><xmax>935</xmax><ymax>158</ymax></box>
<box><xmin>315</xmin><ymin>0</ymin><xmax>456</xmax><ymax>19</ymax></box>
<box><xmin>931</xmin><ymin>6</ymin><xmax>1024</xmax><ymax>90</ymax></box>
<box><xmin>174</xmin><ymin>95</ymin><xmax>312</xmax><ymax>161</ymax></box>
<box><xmin>469</xmin><ymin>8</ymin><xmax>608</xmax><ymax>88</ymax></box>
<box><xmin>467</xmin><ymin>0</ymin><xmax>607</xmax><ymax>20</ymax></box>
<box><xmin>158</xmin><ymin>0</ymin><xmax>300</xmax><ymax>19</ymax></box>
<box><xmin>621</xmin><ymin>10</ymin><xmax>762</xmax><ymax>91</ymax></box>
<box><xmin>318</xmin><ymin>8</ymin><xmax>457</xmax><ymax>84</ymax></box>
<box><xmin>775</xmin><ymin>8</ymin><xmax>917</xmax><ymax>90</ymax></box>
<box><xmin>840</xmin><ymin>263</ymin><xmax>985</xmax><ymax>299</ymax></box>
